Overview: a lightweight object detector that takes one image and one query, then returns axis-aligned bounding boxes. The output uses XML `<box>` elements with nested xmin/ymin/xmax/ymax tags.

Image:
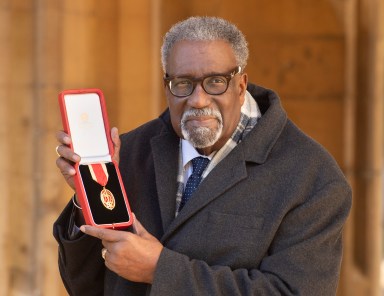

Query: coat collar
<box><xmin>241</xmin><ymin>84</ymin><xmax>287</xmax><ymax>164</ymax></box>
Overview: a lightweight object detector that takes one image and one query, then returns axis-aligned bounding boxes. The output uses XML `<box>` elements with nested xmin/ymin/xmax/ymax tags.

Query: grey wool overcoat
<box><xmin>54</xmin><ymin>83</ymin><xmax>352</xmax><ymax>296</ymax></box>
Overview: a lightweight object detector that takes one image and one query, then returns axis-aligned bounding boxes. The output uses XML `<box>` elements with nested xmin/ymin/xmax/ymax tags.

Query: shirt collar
<box><xmin>181</xmin><ymin>139</ymin><xmax>214</xmax><ymax>168</ymax></box>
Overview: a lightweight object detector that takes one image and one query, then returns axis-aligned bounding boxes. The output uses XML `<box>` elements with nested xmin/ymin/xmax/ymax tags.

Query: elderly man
<box><xmin>54</xmin><ymin>16</ymin><xmax>351</xmax><ymax>295</ymax></box>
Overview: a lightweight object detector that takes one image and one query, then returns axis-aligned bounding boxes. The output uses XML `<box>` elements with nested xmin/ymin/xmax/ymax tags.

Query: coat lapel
<box><xmin>151</xmin><ymin>131</ymin><xmax>179</xmax><ymax>232</ymax></box>
<box><xmin>161</xmin><ymin>147</ymin><xmax>248</xmax><ymax>242</ymax></box>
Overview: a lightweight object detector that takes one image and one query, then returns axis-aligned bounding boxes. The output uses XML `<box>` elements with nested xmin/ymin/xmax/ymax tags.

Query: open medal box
<box><xmin>59</xmin><ymin>89</ymin><xmax>132</xmax><ymax>229</ymax></box>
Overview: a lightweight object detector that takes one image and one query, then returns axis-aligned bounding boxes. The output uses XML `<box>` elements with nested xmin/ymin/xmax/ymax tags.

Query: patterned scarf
<box><xmin>175</xmin><ymin>91</ymin><xmax>261</xmax><ymax>215</ymax></box>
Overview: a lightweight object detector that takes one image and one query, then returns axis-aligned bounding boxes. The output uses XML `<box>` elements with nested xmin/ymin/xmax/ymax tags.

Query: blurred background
<box><xmin>0</xmin><ymin>0</ymin><xmax>383</xmax><ymax>295</ymax></box>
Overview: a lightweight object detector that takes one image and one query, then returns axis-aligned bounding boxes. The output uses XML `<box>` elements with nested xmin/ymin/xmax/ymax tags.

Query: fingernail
<box><xmin>63</xmin><ymin>136</ymin><xmax>71</xmax><ymax>144</ymax></box>
<box><xmin>80</xmin><ymin>225</ymin><xmax>86</xmax><ymax>232</ymax></box>
<box><xmin>72</xmin><ymin>155</ymin><xmax>80</xmax><ymax>162</ymax></box>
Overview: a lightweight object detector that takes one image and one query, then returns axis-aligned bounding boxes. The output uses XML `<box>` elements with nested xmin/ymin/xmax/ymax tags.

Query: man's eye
<box><xmin>207</xmin><ymin>76</ymin><xmax>226</xmax><ymax>84</ymax></box>
<box><xmin>173</xmin><ymin>79</ymin><xmax>192</xmax><ymax>87</ymax></box>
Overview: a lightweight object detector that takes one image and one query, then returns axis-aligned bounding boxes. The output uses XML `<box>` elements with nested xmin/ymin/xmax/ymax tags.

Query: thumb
<box><xmin>111</xmin><ymin>127</ymin><xmax>121</xmax><ymax>164</ymax></box>
<box><xmin>132</xmin><ymin>213</ymin><xmax>151</xmax><ymax>239</ymax></box>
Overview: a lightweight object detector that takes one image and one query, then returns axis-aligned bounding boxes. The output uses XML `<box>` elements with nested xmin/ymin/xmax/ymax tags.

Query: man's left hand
<box><xmin>80</xmin><ymin>213</ymin><xmax>163</xmax><ymax>284</ymax></box>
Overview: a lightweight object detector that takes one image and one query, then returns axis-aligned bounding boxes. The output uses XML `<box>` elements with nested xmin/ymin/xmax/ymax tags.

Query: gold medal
<box><xmin>89</xmin><ymin>163</ymin><xmax>115</xmax><ymax>210</ymax></box>
<box><xmin>100</xmin><ymin>187</ymin><xmax>115</xmax><ymax>210</ymax></box>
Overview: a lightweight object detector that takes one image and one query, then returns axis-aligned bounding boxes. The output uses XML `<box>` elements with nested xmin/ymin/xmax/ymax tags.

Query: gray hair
<box><xmin>161</xmin><ymin>16</ymin><xmax>249</xmax><ymax>72</ymax></box>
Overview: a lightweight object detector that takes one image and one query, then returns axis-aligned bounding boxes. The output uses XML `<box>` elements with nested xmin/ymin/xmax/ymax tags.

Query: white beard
<box><xmin>180</xmin><ymin>108</ymin><xmax>223</xmax><ymax>148</ymax></box>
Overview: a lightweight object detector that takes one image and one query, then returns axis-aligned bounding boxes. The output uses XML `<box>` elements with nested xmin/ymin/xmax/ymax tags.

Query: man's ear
<box><xmin>239</xmin><ymin>73</ymin><xmax>248</xmax><ymax>104</ymax></box>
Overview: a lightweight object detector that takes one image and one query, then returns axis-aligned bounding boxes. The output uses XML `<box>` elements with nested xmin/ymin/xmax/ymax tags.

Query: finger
<box><xmin>56</xmin><ymin>156</ymin><xmax>77</xmax><ymax>176</ymax></box>
<box><xmin>80</xmin><ymin>225</ymin><xmax>125</xmax><ymax>242</ymax></box>
<box><xmin>55</xmin><ymin>130</ymin><xmax>81</xmax><ymax>163</ymax></box>
<box><xmin>56</xmin><ymin>145</ymin><xmax>81</xmax><ymax>163</ymax></box>
<box><xmin>111</xmin><ymin>127</ymin><xmax>121</xmax><ymax>164</ymax></box>
<box><xmin>56</xmin><ymin>130</ymin><xmax>72</xmax><ymax>145</ymax></box>
<box><xmin>132</xmin><ymin>213</ymin><xmax>151</xmax><ymax>238</ymax></box>
<box><xmin>55</xmin><ymin>157</ymin><xmax>77</xmax><ymax>189</ymax></box>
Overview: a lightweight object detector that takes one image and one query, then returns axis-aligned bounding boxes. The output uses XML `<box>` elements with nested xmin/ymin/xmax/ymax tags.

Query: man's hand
<box><xmin>80</xmin><ymin>213</ymin><xmax>163</xmax><ymax>284</ymax></box>
<box><xmin>55</xmin><ymin>127</ymin><xmax>121</xmax><ymax>190</ymax></box>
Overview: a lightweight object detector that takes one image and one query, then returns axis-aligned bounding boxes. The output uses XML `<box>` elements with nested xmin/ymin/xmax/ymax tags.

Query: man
<box><xmin>54</xmin><ymin>16</ymin><xmax>352</xmax><ymax>295</ymax></box>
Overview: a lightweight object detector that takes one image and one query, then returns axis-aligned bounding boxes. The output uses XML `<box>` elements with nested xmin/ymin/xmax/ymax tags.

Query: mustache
<box><xmin>181</xmin><ymin>108</ymin><xmax>223</xmax><ymax>124</ymax></box>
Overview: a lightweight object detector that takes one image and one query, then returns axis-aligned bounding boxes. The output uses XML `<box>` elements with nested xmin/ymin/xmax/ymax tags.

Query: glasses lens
<box><xmin>203</xmin><ymin>76</ymin><xmax>228</xmax><ymax>95</ymax></box>
<box><xmin>169</xmin><ymin>78</ymin><xmax>193</xmax><ymax>97</ymax></box>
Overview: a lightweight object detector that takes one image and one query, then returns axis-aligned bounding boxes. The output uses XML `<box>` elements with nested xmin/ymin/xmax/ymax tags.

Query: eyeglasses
<box><xmin>164</xmin><ymin>66</ymin><xmax>242</xmax><ymax>98</ymax></box>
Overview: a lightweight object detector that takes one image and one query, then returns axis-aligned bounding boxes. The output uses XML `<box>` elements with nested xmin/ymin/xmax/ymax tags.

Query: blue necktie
<box><xmin>179</xmin><ymin>157</ymin><xmax>210</xmax><ymax>210</ymax></box>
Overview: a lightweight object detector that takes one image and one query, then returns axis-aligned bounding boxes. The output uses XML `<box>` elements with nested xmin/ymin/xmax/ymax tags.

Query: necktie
<box><xmin>179</xmin><ymin>156</ymin><xmax>210</xmax><ymax>210</ymax></box>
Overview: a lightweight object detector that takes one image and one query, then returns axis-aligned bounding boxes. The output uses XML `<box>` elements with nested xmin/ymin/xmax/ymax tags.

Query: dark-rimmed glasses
<box><xmin>164</xmin><ymin>66</ymin><xmax>242</xmax><ymax>98</ymax></box>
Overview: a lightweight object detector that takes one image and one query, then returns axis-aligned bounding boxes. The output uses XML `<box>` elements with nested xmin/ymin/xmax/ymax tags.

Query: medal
<box><xmin>88</xmin><ymin>163</ymin><xmax>116</xmax><ymax>210</ymax></box>
<box><xmin>100</xmin><ymin>187</ymin><xmax>115</xmax><ymax>210</ymax></box>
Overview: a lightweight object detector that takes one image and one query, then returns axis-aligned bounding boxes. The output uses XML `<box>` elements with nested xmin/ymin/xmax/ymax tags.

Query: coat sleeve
<box><xmin>53</xmin><ymin>201</ymin><xmax>105</xmax><ymax>296</ymax></box>
<box><xmin>150</xmin><ymin>179</ymin><xmax>352</xmax><ymax>296</ymax></box>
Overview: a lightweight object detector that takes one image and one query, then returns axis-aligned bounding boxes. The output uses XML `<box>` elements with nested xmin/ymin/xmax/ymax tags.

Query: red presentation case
<box><xmin>58</xmin><ymin>89</ymin><xmax>132</xmax><ymax>229</ymax></box>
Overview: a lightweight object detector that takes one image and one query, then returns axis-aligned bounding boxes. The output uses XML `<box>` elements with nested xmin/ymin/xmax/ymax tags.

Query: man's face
<box><xmin>165</xmin><ymin>40</ymin><xmax>247</xmax><ymax>155</ymax></box>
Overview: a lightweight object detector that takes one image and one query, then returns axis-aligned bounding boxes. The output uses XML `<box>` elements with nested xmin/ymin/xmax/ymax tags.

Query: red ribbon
<box><xmin>89</xmin><ymin>163</ymin><xmax>108</xmax><ymax>187</ymax></box>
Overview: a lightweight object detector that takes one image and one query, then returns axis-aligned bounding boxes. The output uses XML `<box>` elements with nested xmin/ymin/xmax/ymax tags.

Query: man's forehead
<box><xmin>166</xmin><ymin>40</ymin><xmax>237</xmax><ymax>75</ymax></box>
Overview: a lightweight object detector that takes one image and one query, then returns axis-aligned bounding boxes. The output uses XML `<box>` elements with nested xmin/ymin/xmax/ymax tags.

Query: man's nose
<box><xmin>187</xmin><ymin>83</ymin><xmax>211</xmax><ymax>108</ymax></box>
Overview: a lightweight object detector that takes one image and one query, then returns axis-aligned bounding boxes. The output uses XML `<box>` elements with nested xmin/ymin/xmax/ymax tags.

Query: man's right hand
<box><xmin>55</xmin><ymin>127</ymin><xmax>121</xmax><ymax>191</ymax></box>
<box><xmin>55</xmin><ymin>131</ymin><xmax>81</xmax><ymax>191</ymax></box>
